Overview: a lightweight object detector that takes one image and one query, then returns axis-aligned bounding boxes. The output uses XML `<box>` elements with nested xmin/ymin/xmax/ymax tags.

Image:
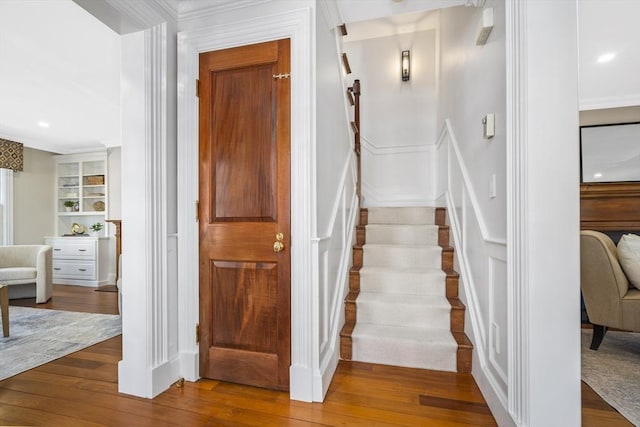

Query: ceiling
<box><xmin>0</xmin><ymin>0</ymin><xmax>467</xmax><ymax>155</ymax></box>
<box><xmin>0</xmin><ymin>0</ymin><xmax>120</xmax><ymax>154</ymax></box>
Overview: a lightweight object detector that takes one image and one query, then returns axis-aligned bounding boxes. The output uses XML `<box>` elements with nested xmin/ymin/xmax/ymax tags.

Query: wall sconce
<box><xmin>401</xmin><ymin>50</ymin><xmax>410</xmax><ymax>81</ymax></box>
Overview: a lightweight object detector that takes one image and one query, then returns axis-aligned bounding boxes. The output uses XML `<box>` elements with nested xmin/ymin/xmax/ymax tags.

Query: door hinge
<box><xmin>196</xmin><ymin>200</ymin><xmax>199</xmax><ymax>222</ymax></box>
<box><xmin>196</xmin><ymin>323</ymin><xmax>200</xmax><ymax>344</ymax></box>
<box><xmin>195</xmin><ymin>79</ymin><xmax>200</xmax><ymax>97</ymax></box>
<box><xmin>273</xmin><ymin>73</ymin><xmax>291</xmax><ymax>80</ymax></box>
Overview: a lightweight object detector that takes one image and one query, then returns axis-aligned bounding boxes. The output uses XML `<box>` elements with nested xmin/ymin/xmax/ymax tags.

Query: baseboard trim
<box><xmin>314</xmin><ymin>338</ymin><xmax>340</xmax><ymax>401</ymax></box>
<box><xmin>290</xmin><ymin>364</ymin><xmax>314</xmax><ymax>402</ymax></box>
<box><xmin>150</xmin><ymin>357</ymin><xmax>181</xmax><ymax>397</ymax></box>
<box><xmin>472</xmin><ymin>351</ymin><xmax>515</xmax><ymax>427</ymax></box>
<box><xmin>179</xmin><ymin>349</ymin><xmax>199</xmax><ymax>382</ymax></box>
<box><xmin>118</xmin><ymin>356</ymin><xmax>181</xmax><ymax>399</ymax></box>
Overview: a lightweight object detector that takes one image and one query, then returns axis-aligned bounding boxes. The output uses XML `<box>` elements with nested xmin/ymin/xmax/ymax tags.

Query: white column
<box><xmin>118</xmin><ymin>21</ymin><xmax>178</xmax><ymax>399</ymax></box>
<box><xmin>74</xmin><ymin>0</ymin><xmax>179</xmax><ymax>399</ymax></box>
<box><xmin>507</xmin><ymin>1</ymin><xmax>581</xmax><ymax>425</ymax></box>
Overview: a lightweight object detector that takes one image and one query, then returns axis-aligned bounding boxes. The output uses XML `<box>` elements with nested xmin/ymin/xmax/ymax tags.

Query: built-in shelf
<box><xmin>54</xmin><ymin>152</ymin><xmax>108</xmax><ymax>236</ymax></box>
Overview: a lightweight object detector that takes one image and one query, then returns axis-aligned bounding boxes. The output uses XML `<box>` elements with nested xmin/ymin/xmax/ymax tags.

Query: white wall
<box><xmin>344</xmin><ymin>28</ymin><xmax>438</xmax><ymax>206</ymax></box>
<box><xmin>438</xmin><ymin>4</ymin><xmax>506</xmax><ymax>237</ymax></box>
<box><xmin>314</xmin><ymin>0</ymin><xmax>358</xmax><ymax>400</ymax></box>
<box><xmin>13</xmin><ymin>147</ymin><xmax>55</xmax><ymax>244</ymax></box>
<box><xmin>437</xmin><ymin>1</ymin><xmax>509</xmax><ymax>423</ymax></box>
<box><xmin>578</xmin><ymin>0</ymin><xmax>640</xmax><ymax>110</ymax></box>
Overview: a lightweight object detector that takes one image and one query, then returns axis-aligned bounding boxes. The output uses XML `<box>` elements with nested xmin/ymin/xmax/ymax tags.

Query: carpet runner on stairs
<box><xmin>342</xmin><ymin>207</ymin><xmax>470</xmax><ymax>373</ymax></box>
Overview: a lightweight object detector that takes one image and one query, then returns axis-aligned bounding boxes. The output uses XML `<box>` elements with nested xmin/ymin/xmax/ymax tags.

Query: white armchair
<box><xmin>0</xmin><ymin>245</ymin><xmax>53</xmax><ymax>303</ymax></box>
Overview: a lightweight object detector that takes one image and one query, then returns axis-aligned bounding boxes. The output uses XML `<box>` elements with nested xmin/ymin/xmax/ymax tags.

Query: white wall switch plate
<box><xmin>482</xmin><ymin>113</ymin><xmax>495</xmax><ymax>139</ymax></box>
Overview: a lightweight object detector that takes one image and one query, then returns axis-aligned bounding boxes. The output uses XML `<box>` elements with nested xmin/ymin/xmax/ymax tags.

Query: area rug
<box><xmin>0</xmin><ymin>306</ymin><xmax>121</xmax><ymax>381</ymax></box>
<box><xmin>582</xmin><ymin>329</ymin><xmax>640</xmax><ymax>426</ymax></box>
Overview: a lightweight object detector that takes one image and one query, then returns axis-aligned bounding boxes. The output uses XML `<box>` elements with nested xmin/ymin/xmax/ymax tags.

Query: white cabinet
<box><xmin>45</xmin><ymin>237</ymin><xmax>110</xmax><ymax>286</ymax></box>
<box><xmin>55</xmin><ymin>152</ymin><xmax>107</xmax><ymax>237</ymax></box>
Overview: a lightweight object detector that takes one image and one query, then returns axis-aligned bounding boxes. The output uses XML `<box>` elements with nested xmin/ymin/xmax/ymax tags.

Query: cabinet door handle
<box><xmin>54</xmin><ymin>268</ymin><xmax>61</xmax><ymax>271</ymax></box>
<box><xmin>78</xmin><ymin>268</ymin><xmax>87</xmax><ymax>272</ymax></box>
<box><xmin>78</xmin><ymin>249</ymin><xmax>87</xmax><ymax>252</ymax></box>
<box><xmin>54</xmin><ymin>248</ymin><xmax>62</xmax><ymax>251</ymax></box>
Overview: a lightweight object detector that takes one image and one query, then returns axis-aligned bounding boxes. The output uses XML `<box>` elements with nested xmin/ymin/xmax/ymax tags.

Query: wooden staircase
<box><xmin>340</xmin><ymin>207</ymin><xmax>473</xmax><ymax>373</ymax></box>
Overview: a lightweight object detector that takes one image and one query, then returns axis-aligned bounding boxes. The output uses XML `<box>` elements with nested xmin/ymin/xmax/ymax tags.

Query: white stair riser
<box><xmin>352</xmin><ymin>335</ymin><xmax>456</xmax><ymax>372</ymax></box>
<box><xmin>356</xmin><ymin>302</ymin><xmax>451</xmax><ymax>328</ymax></box>
<box><xmin>365</xmin><ymin>225</ymin><xmax>439</xmax><ymax>245</ymax></box>
<box><xmin>359</xmin><ymin>269</ymin><xmax>445</xmax><ymax>295</ymax></box>
<box><xmin>368</xmin><ymin>207</ymin><xmax>436</xmax><ymax>225</ymax></box>
<box><xmin>363</xmin><ymin>246</ymin><xmax>442</xmax><ymax>269</ymax></box>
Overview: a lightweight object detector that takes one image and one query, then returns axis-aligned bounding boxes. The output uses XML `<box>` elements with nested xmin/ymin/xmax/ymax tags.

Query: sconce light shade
<box><xmin>401</xmin><ymin>50</ymin><xmax>410</xmax><ymax>81</ymax></box>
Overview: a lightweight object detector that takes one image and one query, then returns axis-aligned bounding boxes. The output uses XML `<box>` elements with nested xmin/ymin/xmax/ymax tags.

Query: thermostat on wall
<box><xmin>482</xmin><ymin>113</ymin><xmax>495</xmax><ymax>139</ymax></box>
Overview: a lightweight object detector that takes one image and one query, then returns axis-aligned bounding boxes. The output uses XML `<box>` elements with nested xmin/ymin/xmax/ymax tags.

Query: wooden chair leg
<box><xmin>0</xmin><ymin>285</ymin><xmax>9</xmax><ymax>337</ymax></box>
<box><xmin>590</xmin><ymin>324</ymin><xmax>607</xmax><ymax>350</ymax></box>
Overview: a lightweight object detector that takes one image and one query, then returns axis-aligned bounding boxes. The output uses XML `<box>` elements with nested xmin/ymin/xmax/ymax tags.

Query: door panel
<box><xmin>210</xmin><ymin>65</ymin><xmax>276</xmax><ymax>222</ymax></box>
<box><xmin>210</xmin><ymin>261</ymin><xmax>278</xmax><ymax>353</ymax></box>
<box><xmin>199</xmin><ymin>39</ymin><xmax>291</xmax><ymax>391</ymax></box>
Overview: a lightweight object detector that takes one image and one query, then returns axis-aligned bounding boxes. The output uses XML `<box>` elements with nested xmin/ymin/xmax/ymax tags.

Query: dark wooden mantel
<box><xmin>580</xmin><ymin>182</ymin><xmax>640</xmax><ymax>231</ymax></box>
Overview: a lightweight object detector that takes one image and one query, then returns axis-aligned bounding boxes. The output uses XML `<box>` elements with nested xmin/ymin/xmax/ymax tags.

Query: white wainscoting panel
<box><xmin>361</xmin><ymin>136</ymin><xmax>436</xmax><ymax>207</ymax></box>
<box><xmin>437</xmin><ymin>120</ymin><xmax>508</xmax><ymax>410</ymax></box>
<box><xmin>313</xmin><ymin>152</ymin><xmax>358</xmax><ymax>401</ymax></box>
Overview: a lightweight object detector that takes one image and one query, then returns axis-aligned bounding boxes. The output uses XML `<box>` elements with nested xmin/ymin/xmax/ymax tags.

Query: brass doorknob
<box><xmin>273</xmin><ymin>233</ymin><xmax>285</xmax><ymax>253</ymax></box>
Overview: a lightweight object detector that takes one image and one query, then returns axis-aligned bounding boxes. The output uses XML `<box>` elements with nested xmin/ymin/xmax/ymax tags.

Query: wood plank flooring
<box><xmin>10</xmin><ymin>284</ymin><xmax>118</xmax><ymax>315</ymax></box>
<box><xmin>0</xmin><ymin>285</ymin><xmax>631</xmax><ymax>426</ymax></box>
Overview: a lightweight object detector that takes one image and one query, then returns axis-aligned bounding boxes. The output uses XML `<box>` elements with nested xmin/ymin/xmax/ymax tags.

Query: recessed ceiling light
<box><xmin>597</xmin><ymin>52</ymin><xmax>616</xmax><ymax>63</ymax></box>
<box><xmin>594</xmin><ymin>172</ymin><xmax>603</xmax><ymax>179</ymax></box>
<box><xmin>37</xmin><ymin>121</ymin><xmax>50</xmax><ymax>128</ymax></box>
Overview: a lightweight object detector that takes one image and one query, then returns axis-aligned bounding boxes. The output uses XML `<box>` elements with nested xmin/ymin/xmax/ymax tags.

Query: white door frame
<box><xmin>176</xmin><ymin>7</ymin><xmax>317</xmax><ymax>402</ymax></box>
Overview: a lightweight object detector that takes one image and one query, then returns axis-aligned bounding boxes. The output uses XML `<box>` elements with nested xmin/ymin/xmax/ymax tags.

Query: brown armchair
<box><xmin>580</xmin><ymin>230</ymin><xmax>640</xmax><ymax>349</ymax></box>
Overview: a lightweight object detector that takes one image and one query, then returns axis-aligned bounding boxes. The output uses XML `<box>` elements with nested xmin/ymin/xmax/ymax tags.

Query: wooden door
<box><xmin>198</xmin><ymin>39</ymin><xmax>291</xmax><ymax>391</ymax></box>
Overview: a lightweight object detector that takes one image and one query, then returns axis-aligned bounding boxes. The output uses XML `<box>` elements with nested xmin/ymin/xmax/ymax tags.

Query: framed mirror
<box><xmin>580</xmin><ymin>122</ymin><xmax>640</xmax><ymax>183</ymax></box>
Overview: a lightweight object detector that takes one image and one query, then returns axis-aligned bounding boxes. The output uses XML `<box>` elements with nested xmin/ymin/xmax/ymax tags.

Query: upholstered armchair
<box><xmin>580</xmin><ymin>231</ymin><xmax>640</xmax><ymax>350</ymax></box>
<box><xmin>0</xmin><ymin>245</ymin><xmax>53</xmax><ymax>303</ymax></box>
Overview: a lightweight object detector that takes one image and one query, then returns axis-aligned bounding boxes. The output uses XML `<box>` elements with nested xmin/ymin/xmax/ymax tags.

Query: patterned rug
<box><xmin>582</xmin><ymin>329</ymin><xmax>640</xmax><ymax>426</ymax></box>
<box><xmin>0</xmin><ymin>306</ymin><xmax>121</xmax><ymax>381</ymax></box>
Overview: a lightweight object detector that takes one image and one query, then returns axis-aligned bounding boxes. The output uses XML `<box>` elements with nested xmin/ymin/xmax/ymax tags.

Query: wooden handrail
<box><xmin>350</xmin><ymin>79</ymin><xmax>362</xmax><ymax>213</ymax></box>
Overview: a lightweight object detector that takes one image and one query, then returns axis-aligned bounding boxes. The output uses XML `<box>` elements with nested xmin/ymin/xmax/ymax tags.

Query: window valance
<box><xmin>0</xmin><ymin>139</ymin><xmax>23</xmax><ymax>172</ymax></box>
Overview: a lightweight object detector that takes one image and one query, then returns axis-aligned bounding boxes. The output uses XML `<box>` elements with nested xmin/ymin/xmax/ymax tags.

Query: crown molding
<box><xmin>154</xmin><ymin>0</ymin><xmax>179</xmax><ymax>22</ymax></box>
<box><xmin>179</xmin><ymin>0</ymin><xmax>272</xmax><ymax>22</ymax></box>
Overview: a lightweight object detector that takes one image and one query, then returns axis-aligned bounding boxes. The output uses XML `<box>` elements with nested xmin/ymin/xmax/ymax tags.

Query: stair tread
<box><xmin>352</xmin><ymin>323</ymin><xmax>456</xmax><ymax>344</ymax></box>
<box><xmin>367</xmin><ymin>207</ymin><xmax>437</xmax><ymax>225</ymax></box>
<box><xmin>364</xmin><ymin>243</ymin><xmax>441</xmax><ymax>249</ymax></box>
<box><xmin>359</xmin><ymin>265</ymin><xmax>445</xmax><ymax>274</ymax></box>
<box><xmin>356</xmin><ymin>292</ymin><xmax>450</xmax><ymax>307</ymax></box>
<box><xmin>365</xmin><ymin>224</ymin><xmax>440</xmax><ymax>230</ymax></box>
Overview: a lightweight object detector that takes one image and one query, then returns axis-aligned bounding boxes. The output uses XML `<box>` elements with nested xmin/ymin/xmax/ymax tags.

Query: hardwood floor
<box><xmin>0</xmin><ymin>285</ymin><xmax>631</xmax><ymax>426</ymax></box>
<box><xmin>10</xmin><ymin>284</ymin><xmax>118</xmax><ymax>315</ymax></box>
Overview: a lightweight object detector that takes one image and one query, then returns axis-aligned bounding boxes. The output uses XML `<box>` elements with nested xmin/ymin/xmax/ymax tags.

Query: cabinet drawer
<box><xmin>52</xmin><ymin>261</ymin><xmax>96</xmax><ymax>279</ymax></box>
<box><xmin>51</xmin><ymin>242</ymin><xmax>96</xmax><ymax>259</ymax></box>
